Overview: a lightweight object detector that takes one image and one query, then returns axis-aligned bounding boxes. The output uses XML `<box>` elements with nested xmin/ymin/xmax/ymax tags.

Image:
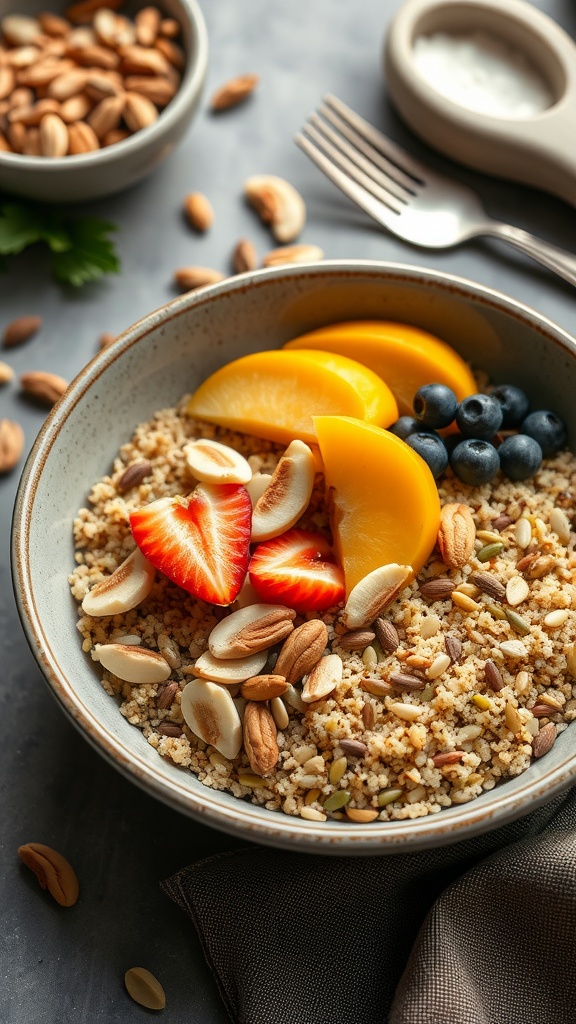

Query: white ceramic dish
<box><xmin>384</xmin><ymin>0</ymin><xmax>576</xmax><ymax>206</ymax></box>
<box><xmin>0</xmin><ymin>0</ymin><xmax>208</xmax><ymax>202</ymax></box>
<box><xmin>11</xmin><ymin>261</ymin><xmax>576</xmax><ymax>854</ymax></box>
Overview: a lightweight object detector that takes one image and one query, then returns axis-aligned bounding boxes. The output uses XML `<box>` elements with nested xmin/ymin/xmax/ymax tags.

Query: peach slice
<box><xmin>285</xmin><ymin>321</ymin><xmax>476</xmax><ymax>416</ymax></box>
<box><xmin>314</xmin><ymin>415</ymin><xmax>441</xmax><ymax>596</ymax></box>
<box><xmin>185</xmin><ymin>349</ymin><xmax>398</xmax><ymax>446</ymax></box>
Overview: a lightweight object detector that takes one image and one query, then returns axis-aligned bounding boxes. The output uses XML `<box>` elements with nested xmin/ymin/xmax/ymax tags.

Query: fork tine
<box><xmin>309</xmin><ymin>112</ymin><xmax>412</xmax><ymax>204</ymax></box>
<box><xmin>323</xmin><ymin>94</ymin><xmax>427</xmax><ymax>184</ymax></box>
<box><xmin>295</xmin><ymin>132</ymin><xmax>401</xmax><ymax>232</ymax></box>
<box><xmin>316</xmin><ymin>102</ymin><xmax>417</xmax><ymax>196</ymax></box>
<box><xmin>302</xmin><ymin>120</ymin><xmax>404</xmax><ymax>213</ymax></box>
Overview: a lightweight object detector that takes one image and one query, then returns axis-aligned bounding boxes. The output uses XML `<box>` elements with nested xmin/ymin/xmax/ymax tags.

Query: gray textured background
<box><xmin>1</xmin><ymin>1</ymin><xmax>575</xmax><ymax>1020</ymax></box>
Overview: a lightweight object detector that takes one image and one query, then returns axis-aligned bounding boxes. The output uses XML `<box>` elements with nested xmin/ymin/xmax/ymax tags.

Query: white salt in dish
<box><xmin>384</xmin><ymin>0</ymin><xmax>576</xmax><ymax>206</ymax></box>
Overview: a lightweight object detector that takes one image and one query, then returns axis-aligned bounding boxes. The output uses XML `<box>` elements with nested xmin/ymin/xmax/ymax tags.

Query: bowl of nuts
<box><xmin>12</xmin><ymin>261</ymin><xmax>576</xmax><ymax>854</ymax></box>
<box><xmin>0</xmin><ymin>0</ymin><xmax>208</xmax><ymax>202</ymax></box>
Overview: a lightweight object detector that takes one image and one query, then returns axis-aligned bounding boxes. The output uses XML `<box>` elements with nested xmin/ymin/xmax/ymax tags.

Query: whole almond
<box><xmin>120</xmin><ymin>44</ymin><xmax>169</xmax><ymax>77</ymax></box>
<box><xmin>0</xmin><ymin>66</ymin><xmax>16</xmax><ymax>101</ymax></box>
<box><xmin>116</xmin><ymin>460</ymin><xmax>152</xmax><ymax>492</ymax></box>
<box><xmin>0</xmin><ymin>361</ymin><xmax>15</xmax><ymax>384</ymax></box>
<box><xmin>338</xmin><ymin>629</ymin><xmax>376</xmax><ymax>651</ymax></box>
<box><xmin>469</xmin><ymin>570</ymin><xmax>506</xmax><ymax>602</ymax></box>
<box><xmin>160</xmin><ymin>18</ymin><xmax>180</xmax><ymax>38</ymax></box>
<box><xmin>65</xmin><ymin>0</ymin><xmax>124</xmax><ymax>25</ymax></box>
<box><xmin>7</xmin><ymin>121</ymin><xmax>26</xmax><ymax>153</ymax></box>
<box><xmin>68</xmin><ymin>120</ymin><xmax>100</xmax><ymax>154</ymax></box>
<box><xmin>59</xmin><ymin>93</ymin><xmax>92</xmax><ymax>123</ymax></box>
<box><xmin>184</xmin><ymin>192</ymin><xmax>213</xmax><ymax>232</ymax></box>
<box><xmin>47</xmin><ymin>68</ymin><xmax>88</xmax><ymax>101</ymax></box>
<box><xmin>7</xmin><ymin>47</ymin><xmax>42</xmax><ymax>70</ymax></box>
<box><xmin>98</xmin><ymin>331</ymin><xmax>116</xmax><ymax>349</ymax></box>
<box><xmin>18</xmin><ymin>60</ymin><xmax>77</xmax><ymax>89</ymax></box>
<box><xmin>20</xmin><ymin>370</ymin><xmax>68</xmax><ymax>406</ymax></box>
<box><xmin>0</xmin><ymin>419</ymin><xmax>25</xmax><ymax>473</ymax></box>
<box><xmin>174</xmin><ymin>266</ymin><xmax>226</xmax><ymax>291</ymax></box>
<box><xmin>38</xmin><ymin>13</ymin><xmax>71</xmax><ymax>37</ymax></box>
<box><xmin>240</xmin><ymin>674</ymin><xmax>288</xmax><ymax>701</ymax></box>
<box><xmin>124</xmin><ymin>967</ymin><xmax>166</xmax><ymax>1011</ymax></box>
<box><xmin>418</xmin><ymin>577</ymin><xmax>456</xmax><ymax>601</ymax></box>
<box><xmin>532</xmin><ymin>722</ymin><xmax>557</xmax><ymax>759</ymax></box>
<box><xmin>71</xmin><ymin>44</ymin><xmax>120</xmax><ymax>71</ymax></box>
<box><xmin>243</xmin><ymin>701</ymin><xmax>278</xmax><ymax>776</ymax></box>
<box><xmin>84</xmin><ymin>71</ymin><xmax>124</xmax><ymax>101</ymax></box>
<box><xmin>87</xmin><ymin>94</ymin><xmax>125</xmax><ymax>139</ymax></box>
<box><xmin>211</xmin><ymin>73</ymin><xmax>259</xmax><ymax>111</ymax></box>
<box><xmin>345</xmin><ymin>807</ymin><xmax>379</xmax><ymax>823</ymax></box>
<box><xmin>262</xmin><ymin>244</ymin><xmax>324</xmax><ymax>267</ymax></box>
<box><xmin>124</xmin><ymin>74</ymin><xmax>175</xmax><ymax>106</ymax></box>
<box><xmin>374</xmin><ymin>617</ymin><xmax>400</xmax><ymax>653</ymax></box>
<box><xmin>3</xmin><ymin>315</ymin><xmax>41</xmax><ymax>347</ymax></box>
<box><xmin>18</xmin><ymin>842</ymin><xmax>79</xmax><ymax>907</ymax></box>
<box><xmin>8</xmin><ymin>98</ymin><xmax>61</xmax><ymax>126</ymax></box>
<box><xmin>1</xmin><ymin>15</ymin><xmax>41</xmax><ymax>47</ymax></box>
<box><xmin>155</xmin><ymin>37</ymin><xmax>185</xmax><ymax>69</ymax></box>
<box><xmin>344</xmin><ymin>563</ymin><xmax>412</xmax><ymax>629</ymax></box>
<box><xmin>123</xmin><ymin>91</ymin><xmax>158</xmax><ymax>131</ymax></box>
<box><xmin>232</xmin><ymin>238</ymin><xmax>258</xmax><ymax>274</ymax></box>
<box><xmin>102</xmin><ymin>127</ymin><xmax>130</xmax><ymax>146</ymax></box>
<box><xmin>437</xmin><ymin>503</ymin><xmax>476</xmax><ymax>569</ymax></box>
<box><xmin>275</xmin><ymin>619</ymin><xmax>328</xmax><ymax>684</ymax></box>
<box><xmin>39</xmin><ymin>112</ymin><xmax>68</xmax><ymax>156</ymax></box>
<box><xmin>135</xmin><ymin>6</ymin><xmax>161</xmax><ymax>46</ymax></box>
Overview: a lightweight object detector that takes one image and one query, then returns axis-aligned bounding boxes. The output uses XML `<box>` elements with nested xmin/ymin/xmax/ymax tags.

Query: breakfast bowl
<box><xmin>11</xmin><ymin>260</ymin><xmax>576</xmax><ymax>855</ymax></box>
<box><xmin>0</xmin><ymin>0</ymin><xmax>208</xmax><ymax>202</ymax></box>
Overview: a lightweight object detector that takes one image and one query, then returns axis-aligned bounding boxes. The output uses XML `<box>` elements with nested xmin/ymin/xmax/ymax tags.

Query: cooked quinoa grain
<box><xmin>70</xmin><ymin>398</ymin><xmax>576</xmax><ymax>822</ymax></box>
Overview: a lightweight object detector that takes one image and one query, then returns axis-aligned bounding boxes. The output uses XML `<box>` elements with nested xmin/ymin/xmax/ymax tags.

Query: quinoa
<box><xmin>69</xmin><ymin>396</ymin><xmax>576</xmax><ymax>822</ymax></box>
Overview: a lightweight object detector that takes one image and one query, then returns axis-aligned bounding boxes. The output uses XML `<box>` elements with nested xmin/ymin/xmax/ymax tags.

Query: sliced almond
<box><xmin>302</xmin><ymin>653</ymin><xmax>342</xmax><ymax>703</ymax></box>
<box><xmin>39</xmin><ymin>112</ymin><xmax>68</xmax><ymax>157</ymax></box>
<box><xmin>251</xmin><ymin>439</ymin><xmax>315</xmax><ymax>542</ymax></box>
<box><xmin>190</xmin><ymin>648</ymin><xmax>268</xmax><ymax>684</ymax></box>
<box><xmin>245</xmin><ymin>174</ymin><xmax>306</xmax><ymax>243</ymax></box>
<box><xmin>208</xmin><ymin>603</ymin><xmax>296</xmax><ymax>659</ymax></box>
<box><xmin>240</xmin><ymin>674</ymin><xmax>288</xmax><ymax>700</ymax></box>
<box><xmin>183</xmin><ymin>438</ymin><xmax>251</xmax><ymax>484</ymax></box>
<box><xmin>173</xmin><ymin>266</ymin><xmax>226</xmax><ymax>291</ymax></box>
<box><xmin>81</xmin><ymin>548</ymin><xmax>155</xmax><ymax>617</ymax></box>
<box><xmin>243</xmin><ymin>701</ymin><xmax>278</xmax><ymax>776</ymax></box>
<box><xmin>211</xmin><ymin>73</ymin><xmax>259</xmax><ymax>112</ymax></box>
<box><xmin>344</xmin><ymin>564</ymin><xmax>412</xmax><ymax>629</ymax></box>
<box><xmin>181</xmin><ymin>678</ymin><xmax>242</xmax><ymax>759</ymax></box>
<box><xmin>94</xmin><ymin>643</ymin><xmax>170</xmax><ymax>684</ymax></box>
<box><xmin>123</xmin><ymin>91</ymin><xmax>158</xmax><ymax>131</ymax></box>
<box><xmin>245</xmin><ymin>472</ymin><xmax>272</xmax><ymax>507</ymax></box>
<box><xmin>262</xmin><ymin>244</ymin><xmax>324</xmax><ymax>268</ymax></box>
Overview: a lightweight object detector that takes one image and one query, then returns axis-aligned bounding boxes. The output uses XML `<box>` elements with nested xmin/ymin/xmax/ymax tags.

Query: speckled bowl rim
<box><xmin>11</xmin><ymin>260</ymin><xmax>576</xmax><ymax>854</ymax></box>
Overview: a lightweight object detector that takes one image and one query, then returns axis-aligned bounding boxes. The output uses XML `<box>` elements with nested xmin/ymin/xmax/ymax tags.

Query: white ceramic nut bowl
<box><xmin>11</xmin><ymin>261</ymin><xmax>576</xmax><ymax>854</ymax></box>
<box><xmin>0</xmin><ymin>0</ymin><xmax>208</xmax><ymax>202</ymax></box>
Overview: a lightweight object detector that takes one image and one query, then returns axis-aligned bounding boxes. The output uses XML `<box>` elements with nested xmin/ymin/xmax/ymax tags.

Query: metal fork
<box><xmin>296</xmin><ymin>94</ymin><xmax>576</xmax><ymax>288</ymax></box>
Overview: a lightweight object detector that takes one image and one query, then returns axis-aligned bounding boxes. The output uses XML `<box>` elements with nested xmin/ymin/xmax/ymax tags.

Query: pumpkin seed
<box><xmin>323</xmin><ymin>790</ymin><xmax>351</xmax><ymax>812</ymax></box>
<box><xmin>485</xmin><ymin>602</ymin><xmax>507</xmax><ymax>620</ymax></box>
<box><xmin>419</xmin><ymin>683</ymin><xmax>435</xmax><ymax>701</ymax></box>
<box><xmin>505</xmin><ymin>608</ymin><xmax>531</xmax><ymax>635</ymax></box>
<box><xmin>304</xmin><ymin>788</ymin><xmax>321</xmax><ymax>804</ymax></box>
<box><xmin>238</xmin><ymin>773</ymin><xmax>268</xmax><ymax>788</ymax></box>
<box><xmin>377</xmin><ymin>787</ymin><xmax>403</xmax><ymax>807</ymax></box>
<box><xmin>477</xmin><ymin>542</ymin><xmax>503</xmax><ymax>562</ymax></box>
<box><xmin>329</xmin><ymin>756</ymin><xmax>347</xmax><ymax>785</ymax></box>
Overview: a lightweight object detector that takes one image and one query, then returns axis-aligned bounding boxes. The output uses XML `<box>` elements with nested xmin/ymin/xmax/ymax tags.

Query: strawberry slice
<box><xmin>130</xmin><ymin>483</ymin><xmax>252</xmax><ymax>606</ymax></box>
<box><xmin>248</xmin><ymin>528</ymin><xmax>345</xmax><ymax>612</ymax></box>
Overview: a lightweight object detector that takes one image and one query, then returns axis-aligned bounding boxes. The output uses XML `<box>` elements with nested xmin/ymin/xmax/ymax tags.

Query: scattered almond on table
<box><xmin>17</xmin><ymin>842</ymin><xmax>79</xmax><ymax>907</ymax></box>
<box><xmin>0</xmin><ymin>417</ymin><xmax>24</xmax><ymax>473</ymax></box>
<box><xmin>2</xmin><ymin>315</ymin><xmax>42</xmax><ymax>347</ymax></box>
<box><xmin>124</xmin><ymin>967</ymin><xmax>166</xmax><ymax>1011</ymax></box>
<box><xmin>210</xmin><ymin>72</ymin><xmax>259</xmax><ymax>112</ymax></box>
<box><xmin>20</xmin><ymin>370</ymin><xmax>69</xmax><ymax>406</ymax></box>
<box><xmin>183</xmin><ymin>191</ymin><xmax>213</xmax><ymax>232</ymax></box>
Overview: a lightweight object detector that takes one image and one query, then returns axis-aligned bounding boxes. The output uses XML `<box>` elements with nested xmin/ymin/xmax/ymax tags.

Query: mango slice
<box><xmin>314</xmin><ymin>415</ymin><xmax>441</xmax><ymax>595</ymax></box>
<box><xmin>285</xmin><ymin>320</ymin><xmax>476</xmax><ymax>416</ymax></box>
<box><xmin>185</xmin><ymin>349</ymin><xmax>398</xmax><ymax>445</ymax></box>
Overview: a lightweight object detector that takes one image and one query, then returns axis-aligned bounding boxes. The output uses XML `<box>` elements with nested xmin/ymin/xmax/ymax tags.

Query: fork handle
<box><xmin>483</xmin><ymin>222</ymin><xmax>576</xmax><ymax>289</ymax></box>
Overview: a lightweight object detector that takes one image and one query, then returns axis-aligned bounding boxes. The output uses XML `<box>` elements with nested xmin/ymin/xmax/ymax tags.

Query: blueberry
<box><xmin>520</xmin><ymin>410</ymin><xmax>567</xmax><ymax>458</ymax></box>
<box><xmin>498</xmin><ymin>434</ymin><xmax>542</xmax><ymax>481</ymax></box>
<box><xmin>405</xmin><ymin>431</ymin><xmax>448</xmax><ymax>479</ymax></box>
<box><xmin>456</xmin><ymin>394</ymin><xmax>503</xmax><ymax>440</ymax></box>
<box><xmin>450</xmin><ymin>439</ymin><xmax>500</xmax><ymax>485</ymax></box>
<box><xmin>413</xmin><ymin>383</ymin><xmax>458</xmax><ymax>429</ymax></box>
<box><xmin>489</xmin><ymin>384</ymin><xmax>530</xmax><ymax>428</ymax></box>
<box><xmin>388</xmin><ymin>416</ymin><xmax>421</xmax><ymax>440</ymax></box>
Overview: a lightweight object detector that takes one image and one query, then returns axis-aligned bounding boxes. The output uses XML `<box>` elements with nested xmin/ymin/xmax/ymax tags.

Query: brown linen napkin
<box><xmin>162</xmin><ymin>788</ymin><xmax>576</xmax><ymax>1024</ymax></box>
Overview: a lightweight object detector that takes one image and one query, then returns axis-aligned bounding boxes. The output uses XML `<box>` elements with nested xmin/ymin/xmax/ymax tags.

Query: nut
<box><xmin>339</xmin><ymin>739</ymin><xmax>367</xmax><ymax>757</ymax></box>
<box><xmin>345</xmin><ymin>807</ymin><xmax>379</xmax><ymax>823</ymax></box>
<box><xmin>243</xmin><ymin>700</ymin><xmax>278</xmax><ymax>776</ymax></box>
<box><xmin>232</xmin><ymin>238</ymin><xmax>257</xmax><ymax>274</ymax></box>
<box><xmin>183</xmin><ymin>438</ymin><xmax>251</xmax><ymax>485</ymax></box>
<box><xmin>374</xmin><ymin>617</ymin><xmax>400</xmax><ymax>652</ymax></box>
<box><xmin>189</xmin><ymin>648</ymin><xmax>267</xmax><ymax>684</ymax></box>
<box><xmin>81</xmin><ymin>548</ymin><xmax>155</xmax><ymax>617</ymax></box>
<box><xmin>0</xmin><ymin>418</ymin><xmax>24</xmax><ymax>473</ymax></box>
<box><xmin>123</xmin><ymin>91</ymin><xmax>158</xmax><ymax>131</ymax></box>
<box><xmin>124</xmin><ymin>968</ymin><xmax>166</xmax><ymax>1011</ymax></box>
<box><xmin>173</xmin><ymin>266</ymin><xmax>226</xmax><ymax>291</ymax></box>
<box><xmin>484</xmin><ymin>659</ymin><xmax>504</xmax><ymax>691</ymax></box>
<box><xmin>251</xmin><ymin>439</ymin><xmax>315</xmax><ymax>541</ymax></box>
<box><xmin>301</xmin><ymin>653</ymin><xmax>342</xmax><ymax>702</ymax></box>
<box><xmin>262</xmin><ymin>243</ymin><xmax>324</xmax><ymax>267</ymax></box>
<box><xmin>240</xmin><ymin>674</ymin><xmax>288</xmax><ymax>700</ymax></box>
<box><xmin>180</xmin><ymin>677</ymin><xmax>242</xmax><ymax>759</ymax></box>
<box><xmin>211</xmin><ymin>72</ymin><xmax>259</xmax><ymax>111</ymax></box>
<box><xmin>183</xmin><ymin>192</ymin><xmax>214</xmax><ymax>232</ymax></box>
<box><xmin>437</xmin><ymin>503</ymin><xmax>476</xmax><ymax>569</ymax></box>
<box><xmin>67</xmin><ymin>120</ymin><xmax>99</xmax><ymax>153</ymax></box>
<box><xmin>0</xmin><ymin>361</ymin><xmax>15</xmax><ymax>384</ymax></box>
<box><xmin>445</xmin><ymin>635</ymin><xmax>462</xmax><ymax>664</ymax></box>
<box><xmin>275</xmin><ymin>619</ymin><xmax>328</xmax><ymax>684</ymax></box>
<box><xmin>116</xmin><ymin>460</ymin><xmax>152</xmax><ymax>492</ymax></box>
<box><xmin>270</xmin><ymin>695</ymin><xmax>289</xmax><ymax>730</ymax></box>
<box><xmin>39</xmin><ymin>112</ymin><xmax>68</xmax><ymax>156</ymax></box>
<box><xmin>20</xmin><ymin>370</ymin><xmax>68</xmax><ymax>406</ymax></box>
<box><xmin>245</xmin><ymin>174</ymin><xmax>306</xmax><ymax>243</ymax></box>
<box><xmin>343</xmin><ymin>563</ymin><xmax>412</xmax><ymax>629</ymax></box>
<box><xmin>432</xmin><ymin>751</ymin><xmax>465</xmax><ymax>767</ymax></box>
<box><xmin>208</xmin><ymin>603</ymin><xmax>295</xmax><ymax>659</ymax></box>
<box><xmin>3</xmin><ymin>314</ymin><xmax>42</xmax><ymax>347</ymax></box>
<box><xmin>418</xmin><ymin>577</ymin><xmax>456</xmax><ymax>601</ymax></box>
<box><xmin>532</xmin><ymin>722</ymin><xmax>557</xmax><ymax>759</ymax></box>
<box><xmin>388</xmin><ymin>672</ymin><xmax>426</xmax><ymax>691</ymax></box>
<box><xmin>18</xmin><ymin>842</ymin><xmax>79</xmax><ymax>907</ymax></box>
<box><xmin>469</xmin><ymin>571</ymin><xmax>506</xmax><ymax>602</ymax></box>
<box><xmin>94</xmin><ymin>643</ymin><xmax>170</xmax><ymax>684</ymax></box>
<box><xmin>338</xmin><ymin>629</ymin><xmax>376</xmax><ymax>651</ymax></box>
<box><xmin>506</xmin><ymin>576</ymin><xmax>530</xmax><ymax>606</ymax></box>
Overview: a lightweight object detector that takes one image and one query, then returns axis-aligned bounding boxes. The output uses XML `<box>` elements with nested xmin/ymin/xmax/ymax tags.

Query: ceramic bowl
<box><xmin>12</xmin><ymin>261</ymin><xmax>576</xmax><ymax>855</ymax></box>
<box><xmin>0</xmin><ymin>0</ymin><xmax>208</xmax><ymax>202</ymax></box>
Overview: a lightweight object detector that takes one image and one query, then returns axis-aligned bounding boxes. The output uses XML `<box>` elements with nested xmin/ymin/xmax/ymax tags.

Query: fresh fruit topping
<box><xmin>449</xmin><ymin>438</ymin><xmax>500</xmax><ymax>485</ymax></box>
<box><xmin>185</xmin><ymin>349</ymin><xmax>398</xmax><ymax>446</ymax></box>
<box><xmin>388</xmin><ymin>415</ymin><xmax>421</xmax><ymax>440</ymax></box>
<box><xmin>498</xmin><ymin>435</ymin><xmax>543</xmax><ymax>481</ymax></box>
<box><xmin>248</xmin><ymin>529</ymin><xmax>345</xmax><ymax>612</ymax></box>
<box><xmin>251</xmin><ymin>439</ymin><xmax>315</xmax><ymax>542</ymax></box>
<box><xmin>343</xmin><ymin>563</ymin><xmax>412</xmax><ymax>629</ymax></box>
<box><xmin>81</xmin><ymin>547</ymin><xmax>155</xmax><ymax>617</ymax></box>
<box><xmin>413</xmin><ymin>383</ymin><xmax>458</xmax><ymax>429</ymax></box>
<box><xmin>245</xmin><ymin>472</ymin><xmax>273</xmax><ymax>507</ymax></box>
<box><xmin>180</xmin><ymin>678</ymin><xmax>243</xmax><ymax>759</ymax></box>
<box><xmin>520</xmin><ymin>409</ymin><xmax>567</xmax><ymax>457</ymax></box>
<box><xmin>456</xmin><ymin>393</ymin><xmax>503</xmax><ymax>439</ymax></box>
<box><xmin>488</xmin><ymin>384</ymin><xmax>530</xmax><ymax>428</ymax></box>
<box><xmin>183</xmin><ymin>438</ymin><xmax>252</xmax><ymax>484</ymax></box>
<box><xmin>129</xmin><ymin>483</ymin><xmax>252</xmax><ymax>605</ymax></box>
<box><xmin>314</xmin><ymin>415</ymin><xmax>440</xmax><ymax>595</ymax></box>
<box><xmin>405</xmin><ymin>431</ymin><xmax>449</xmax><ymax>479</ymax></box>
<box><xmin>284</xmin><ymin>320</ymin><xmax>476</xmax><ymax>416</ymax></box>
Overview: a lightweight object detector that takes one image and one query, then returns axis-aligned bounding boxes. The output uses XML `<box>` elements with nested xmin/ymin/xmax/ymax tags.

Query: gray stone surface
<box><xmin>0</xmin><ymin>1</ymin><xmax>575</xmax><ymax>1020</ymax></box>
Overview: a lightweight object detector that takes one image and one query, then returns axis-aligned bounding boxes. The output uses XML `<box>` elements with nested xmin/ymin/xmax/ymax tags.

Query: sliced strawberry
<box><xmin>130</xmin><ymin>483</ymin><xmax>252</xmax><ymax>606</ymax></box>
<box><xmin>248</xmin><ymin>528</ymin><xmax>345</xmax><ymax>613</ymax></box>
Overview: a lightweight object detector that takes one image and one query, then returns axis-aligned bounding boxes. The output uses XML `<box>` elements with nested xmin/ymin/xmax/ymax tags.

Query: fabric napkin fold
<box><xmin>162</xmin><ymin>787</ymin><xmax>576</xmax><ymax>1024</ymax></box>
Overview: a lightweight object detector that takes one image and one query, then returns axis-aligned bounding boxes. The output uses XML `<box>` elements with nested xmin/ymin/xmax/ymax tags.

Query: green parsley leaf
<box><xmin>0</xmin><ymin>202</ymin><xmax>43</xmax><ymax>254</ymax></box>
